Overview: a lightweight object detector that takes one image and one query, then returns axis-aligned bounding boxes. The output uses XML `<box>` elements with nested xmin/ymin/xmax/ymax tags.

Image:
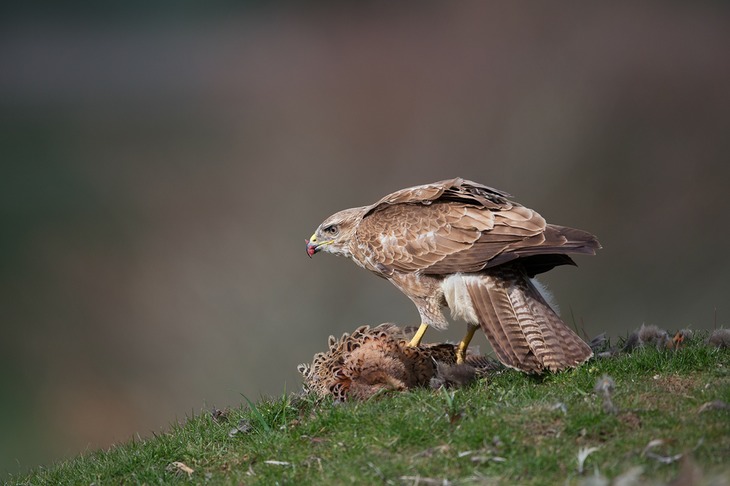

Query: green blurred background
<box><xmin>1</xmin><ymin>2</ymin><xmax>729</xmax><ymax>474</ymax></box>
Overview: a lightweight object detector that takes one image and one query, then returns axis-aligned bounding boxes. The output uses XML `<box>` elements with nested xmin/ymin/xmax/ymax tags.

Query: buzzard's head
<box><xmin>306</xmin><ymin>207</ymin><xmax>364</xmax><ymax>258</ymax></box>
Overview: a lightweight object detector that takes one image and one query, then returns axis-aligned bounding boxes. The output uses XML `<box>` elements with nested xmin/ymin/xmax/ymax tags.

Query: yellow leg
<box><xmin>456</xmin><ymin>325</ymin><xmax>478</xmax><ymax>364</ymax></box>
<box><xmin>408</xmin><ymin>323</ymin><xmax>429</xmax><ymax>347</ymax></box>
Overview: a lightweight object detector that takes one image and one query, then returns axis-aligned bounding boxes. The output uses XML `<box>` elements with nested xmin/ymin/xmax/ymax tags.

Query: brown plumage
<box><xmin>306</xmin><ymin>178</ymin><xmax>600</xmax><ymax>373</ymax></box>
<box><xmin>297</xmin><ymin>324</ymin><xmax>499</xmax><ymax>401</ymax></box>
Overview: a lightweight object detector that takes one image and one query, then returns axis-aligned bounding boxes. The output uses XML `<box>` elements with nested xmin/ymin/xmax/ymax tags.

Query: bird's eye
<box><xmin>323</xmin><ymin>225</ymin><xmax>338</xmax><ymax>235</ymax></box>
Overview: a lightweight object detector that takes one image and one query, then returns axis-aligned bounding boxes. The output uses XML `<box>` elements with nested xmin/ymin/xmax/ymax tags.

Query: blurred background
<box><xmin>1</xmin><ymin>1</ymin><xmax>729</xmax><ymax>475</ymax></box>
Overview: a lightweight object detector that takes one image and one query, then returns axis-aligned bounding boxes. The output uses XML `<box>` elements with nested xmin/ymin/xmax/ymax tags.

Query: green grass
<box><xmin>8</xmin><ymin>338</ymin><xmax>730</xmax><ymax>485</ymax></box>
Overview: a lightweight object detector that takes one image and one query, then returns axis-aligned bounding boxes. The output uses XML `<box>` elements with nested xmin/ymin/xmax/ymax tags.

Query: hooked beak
<box><xmin>305</xmin><ymin>239</ymin><xmax>319</xmax><ymax>258</ymax></box>
<box><xmin>305</xmin><ymin>234</ymin><xmax>333</xmax><ymax>257</ymax></box>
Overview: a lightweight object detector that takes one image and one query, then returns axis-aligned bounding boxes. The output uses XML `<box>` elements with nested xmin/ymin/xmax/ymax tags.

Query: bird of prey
<box><xmin>305</xmin><ymin>178</ymin><xmax>600</xmax><ymax>373</ymax></box>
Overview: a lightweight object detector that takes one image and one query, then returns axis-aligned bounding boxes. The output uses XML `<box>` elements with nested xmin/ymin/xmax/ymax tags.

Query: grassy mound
<box><xmin>9</xmin><ymin>336</ymin><xmax>729</xmax><ymax>485</ymax></box>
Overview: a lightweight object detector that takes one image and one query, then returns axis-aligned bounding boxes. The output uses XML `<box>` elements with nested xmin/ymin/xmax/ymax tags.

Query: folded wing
<box><xmin>355</xmin><ymin>178</ymin><xmax>599</xmax><ymax>276</ymax></box>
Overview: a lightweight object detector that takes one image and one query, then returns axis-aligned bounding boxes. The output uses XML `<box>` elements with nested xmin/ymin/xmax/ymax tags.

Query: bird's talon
<box><xmin>409</xmin><ymin>323</ymin><xmax>429</xmax><ymax>347</ymax></box>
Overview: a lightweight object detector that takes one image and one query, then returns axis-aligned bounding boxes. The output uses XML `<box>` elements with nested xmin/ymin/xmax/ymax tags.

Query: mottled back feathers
<box><xmin>352</xmin><ymin>178</ymin><xmax>599</xmax><ymax>277</ymax></box>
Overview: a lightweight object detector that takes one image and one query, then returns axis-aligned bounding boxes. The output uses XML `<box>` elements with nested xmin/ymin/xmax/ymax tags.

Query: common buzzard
<box><xmin>306</xmin><ymin>178</ymin><xmax>599</xmax><ymax>373</ymax></box>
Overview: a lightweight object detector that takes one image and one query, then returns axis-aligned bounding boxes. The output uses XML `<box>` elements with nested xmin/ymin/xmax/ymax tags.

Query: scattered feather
<box><xmin>622</xmin><ymin>332</ymin><xmax>641</xmax><ymax>353</ymax></box>
<box><xmin>698</xmin><ymin>400</ymin><xmax>730</xmax><ymax>413</ymax></box>
<box><xmin>413</xmin><ymin>444</ymin><xmax>451</xmax><ymax>458</ymax></box>
<box><xmin>707</xmin><ymin>328</ymin><xmax>730</xmax><ymax>349</ymax></box>
<box><xmin>623</xmin><ymin>324</ymin><xmax>671</xmax><ymax>352</ymax></box>
<box><xmin>641</xmin><ymin>438</ymin><xmax>704</xmax><ymax>465</ymax></box>
<box><xmin>594</xmin><ymin>375</ymin><xmax>618</xmax><ymax>414</ymax></box>
<box><xmin>593</xmin><ymin>375</ymin><xmax>616</xmax><ymax>395</ymax></box>
<box><xmin>457</xmin><ymin>440</ymin><xmax>505</xmax><ymax>465</ymax></box>
<box><xmin>589</xmin><ymin>333</ymin><xmax>608</xmax><ymax>352</ymax></box>
<box><xmin>551</xmin><ymin>402</ymin><xmax>568</xmax><ymax>414</ymax></box>
<box><xmin>470</xmin><ymin>455</ymin><xmax>506</xmax><ymax>464</ymax></box>
<box><xmin>210</xmin><ymin>406</ymin><xmax>229</xmax><ymax>423</ymax></box>
<box><xmin>263</xmin><ymin>460</ymin><xmax>291</xmax><ymax>466</ymax></box>
<box><xmin>645</xmin><ymin>450</ymin><xmax>683</xmax><ymax>465</ymax></box>
<box><xmin>228</xmin><ymin>419</ymin><xmax>252</xmax><ymax>437</ymax></box>
<box><xmin>167</xmin><ymin>462</ymin><xmax>194</xmax><ymax>478</ymax></box>
<box><xmin>577</xmin><ymin>446</ymin><xmax>600</xmax><ymax>474</ymax></box>
<box><xmin>400</xmin><ymin>476</ymin><xmax>452</xmax><ymax>486</ymax></box>
<box><xmin>430</xmin><ymin>362</ymin><xmax>479</xmax><ymax>389</ymax></box>
<box><xmin>638</xmin><ymin>324</ymin><xmax>671</xmax><ymax>349</ymax></box>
